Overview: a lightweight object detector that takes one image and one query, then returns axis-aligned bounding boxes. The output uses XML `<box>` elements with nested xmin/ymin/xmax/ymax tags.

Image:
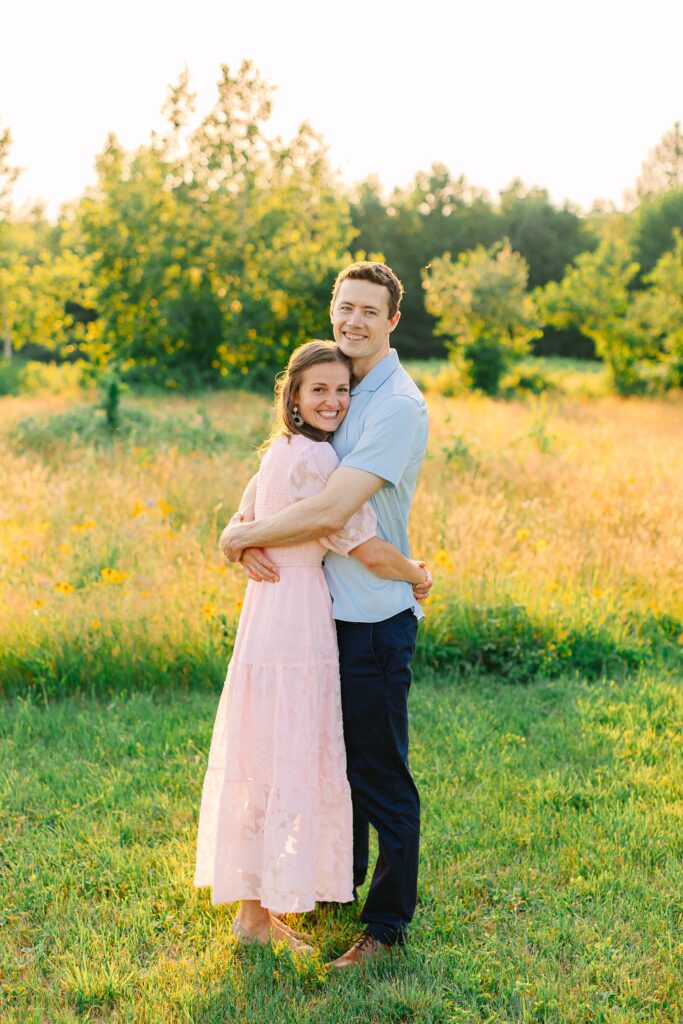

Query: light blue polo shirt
<box><xmin>324</xmin><ymin>350</ymin><xmax>428</xmax><ymax>623</ymax></box>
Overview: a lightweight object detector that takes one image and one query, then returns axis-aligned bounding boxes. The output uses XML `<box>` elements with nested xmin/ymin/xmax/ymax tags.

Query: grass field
<box><xmin>2</xmin><ymin>370</ymin><xmax>683</xmax><ymax>1020</ymax></box>
<box><xmin>2</xmin><ymin>669</ymin><xmax>682</xmax><ymax>1022</ymax></box>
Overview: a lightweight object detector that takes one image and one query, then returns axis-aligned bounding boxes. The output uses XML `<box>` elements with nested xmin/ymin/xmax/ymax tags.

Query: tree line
<box><xmin>1</xmin><ymin>61</ymin><xmax>682</xmax><ymax>395</ymax></box>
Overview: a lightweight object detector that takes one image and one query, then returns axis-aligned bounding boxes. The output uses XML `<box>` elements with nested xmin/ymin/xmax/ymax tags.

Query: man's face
<box><xmin>330</xmin><ymin>278</ymin><xmax>400</xmax><ymax>372</ymax></box>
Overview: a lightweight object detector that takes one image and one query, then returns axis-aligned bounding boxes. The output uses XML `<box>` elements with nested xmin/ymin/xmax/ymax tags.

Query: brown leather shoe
<box><xmin>326</xmin><ymin>931</ymin><xmax>392</xmax><ymax>969</ymax></box>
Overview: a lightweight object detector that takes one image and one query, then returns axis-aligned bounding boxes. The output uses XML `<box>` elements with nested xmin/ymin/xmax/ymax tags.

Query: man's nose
<box><xmin>347</xmin><ymin>308</ymin><xmax>363</xmax><ymax>324</ymax></box>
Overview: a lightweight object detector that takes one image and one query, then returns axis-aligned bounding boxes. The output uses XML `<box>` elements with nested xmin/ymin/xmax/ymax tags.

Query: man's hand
<box><xmin>240</xmin><ymin>547</ymin><xmax>280</xmax><ymax>583</ymax></box>
<box><xmin>412</xmin><ymin>561</ymin><xmax>433</xmax><ymax>604</ymax></box>
<box><xmin>219</xmin><ymin>520</ymin><xmax>252</xmax><ymax>564</ymax></box>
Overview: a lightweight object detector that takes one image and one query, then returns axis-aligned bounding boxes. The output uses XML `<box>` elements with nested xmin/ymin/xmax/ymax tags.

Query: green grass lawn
<box><xmin>2</xmin><ymin>668</ymin><xmax>682</xmax><ymax>1023</ymax></box>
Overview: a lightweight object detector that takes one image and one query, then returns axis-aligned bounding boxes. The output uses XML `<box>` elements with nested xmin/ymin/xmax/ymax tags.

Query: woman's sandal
<box><xmin>230</xmin><ymin>919</ymin><xmax>261</xmax><ymax>945</ymax></box>
<box><xmin>268</xmin><ymin>912</ymin><xmax>315</xmax><ymax>943</ymax></box>
<box><xmin>231</xmin><ymin>916</ymin><xmax>317</xmax><ymax>955</ymax></box>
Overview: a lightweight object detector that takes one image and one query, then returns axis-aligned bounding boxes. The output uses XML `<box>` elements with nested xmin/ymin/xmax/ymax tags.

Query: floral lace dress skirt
<box><xmin>193</xmin><ymin>563</ymin><xmax>353</xmax><ymax>912</ymax></box>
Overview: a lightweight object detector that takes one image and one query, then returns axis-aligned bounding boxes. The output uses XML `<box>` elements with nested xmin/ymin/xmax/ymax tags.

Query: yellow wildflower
<box><xmin>202</xmin><ymin>602</ymin><xmax>217</xmax><ymax>619</ymax></box>
<box><xmin>434</xmin><ymin>548</ymin><xmax>455</xmax><ymax>572</ymax></box>
<box><xmin>158</xmin><ymin>499</ymin><xmax>175</xmax><ymax>516</ymax></box>
<box><xmin>54</xmin><ymin>581</ymin><xmax>74</xmax><ymax>594</ymax></box>
<box><xmin>32</xmin><ymin>599</ymin><xmax>45</xmax><ymax>609</ymax></box>
<box><xmin>90</xmin><ymin>619</ymin><xmax>101</xmax><ymax>630</ymax></box>
<box><xmin>515</xmin><ymin>528</ymin><xmax>531</xmax><ymax>544</ymax></box>
<box><xmin>57</xmin><ymin>542</ymin><xmax>73</xmax><ymax>556</ymax></box>
<box><xmin>100</xmin><ymin>567</ymin><xmax>129</xmax><ymax>585</ymax></box>
<box><xmin>131</xmin><ymin>501</ymin><xmax>146</xmax><ymax>518</ymax></box>
<box><xmin>71</xmin><ymin>517</ymin><xmax>97</xmax><ymax>533</ymax></box>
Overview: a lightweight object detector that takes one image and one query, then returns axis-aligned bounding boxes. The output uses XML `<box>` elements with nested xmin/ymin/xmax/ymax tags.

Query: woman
<box><xmin>194</xmin><ymin>341</ymin><xmax>429</xmax><ymax>953</ymax></box>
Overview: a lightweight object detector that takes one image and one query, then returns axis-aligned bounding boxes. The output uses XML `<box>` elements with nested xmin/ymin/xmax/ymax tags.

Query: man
<box><xmin>222</xmin><ymin>261</ymin><xmax>430</xmax><ymax>967</ymax></box>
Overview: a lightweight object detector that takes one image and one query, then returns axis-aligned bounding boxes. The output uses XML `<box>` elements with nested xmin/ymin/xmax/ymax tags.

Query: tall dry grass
<box><xmin>1</xmin><ymin>387</ymin><xmax>682</xmax><ymax>697</ymax></box>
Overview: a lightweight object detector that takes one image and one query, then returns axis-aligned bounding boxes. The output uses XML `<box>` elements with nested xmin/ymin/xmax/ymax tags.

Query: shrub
<box><xmin>423</xmin><ymin>241</ymin><xmax>542</xmax><ymax>395</ymax></box>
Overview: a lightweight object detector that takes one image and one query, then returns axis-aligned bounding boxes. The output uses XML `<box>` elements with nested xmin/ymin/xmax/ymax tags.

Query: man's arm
<box><xmin>221</xmin><ymin>465</ymin><xmax>384</xmax><ymax>563</ymax></box>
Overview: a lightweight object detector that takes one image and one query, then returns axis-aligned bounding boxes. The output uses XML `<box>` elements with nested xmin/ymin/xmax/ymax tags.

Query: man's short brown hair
<box><xmin>330</xmin><ymin>261</ymin><xmax>404</xmax><ymax>319</ymax></box>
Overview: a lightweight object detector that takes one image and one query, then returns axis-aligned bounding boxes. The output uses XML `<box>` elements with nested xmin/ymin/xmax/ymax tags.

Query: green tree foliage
<box><xmin>0</xmin><ymin>126</ymin><xmax>21</xmax><ymax>216</ymax></box>
<box><xmin>498</xmin><ymin>181</ymin><xmax>593</xmax><ymax>289</ymax></box>
<box><xmin>635</xmin><ymin>121</ymin><xmax>683</xmax><ymax>199</ymax></box>
<box><xmin>629</xmin><ymin>189</ymin><xmax>683</xmax><ymax>278</ymax></box>
<box><xmin>0</xmin><ymin>130</ymin><xmax>93</xmax><ymax>362</ymax></box>
<box><xmin>352</xmin><ymin>166</ymin><xmax>501</xmax><ymax>358</ymax></box>
<box><xmin>538</xmin><ymin>239</ymin><xmax>677</xmax><ymax>394</ymax></box>
<box><xmin>351</xmin><ymin>169</ymin><xmax>594</xmax><ymax>359</ymax></box>
<box><xmin>76</xmin><ymin>62</ymin><xmax>354</xmax><ymax>387</ymax></box>
<box><xmin>423</xmin><ymin>241</ymin><xmax>542</xmax><ymax>394</ymax></box>
<box><xmin>643</xmin><ymin>230</ymin><xmax>683</xmax><ymax>386</ymax></box>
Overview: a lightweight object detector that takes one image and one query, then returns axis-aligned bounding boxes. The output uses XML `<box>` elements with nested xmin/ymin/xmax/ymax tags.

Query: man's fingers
<box><xmin>219</xmin><ymin>528</ymin><xmax>243</xmax><ymax>564</ymax></box>
<box><xmin>412</xmin><ymin>561</ymin><xmax>433</xmax><ymax>604</ymax></box>
<box><xmin>241</xmin><ymin>547</ymin><xmax>280</xmax><ymax>582</ymax></box>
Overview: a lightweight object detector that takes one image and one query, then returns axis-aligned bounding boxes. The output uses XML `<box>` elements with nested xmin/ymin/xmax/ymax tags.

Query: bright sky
<box><xmin>3</xmin><ymin>0</ymin><xmax>682</xmax><ymax>218</ymax></box>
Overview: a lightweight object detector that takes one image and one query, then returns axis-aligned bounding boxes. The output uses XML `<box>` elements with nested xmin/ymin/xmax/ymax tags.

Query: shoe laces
<box><xmin>353</xmin><ymin>931</ymin><xmax>378</xmax><ymax>953</ymax></box>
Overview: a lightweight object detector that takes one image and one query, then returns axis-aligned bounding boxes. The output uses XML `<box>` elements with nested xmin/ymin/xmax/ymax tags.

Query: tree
<box><xmin>629</xmin><ymin>189</ymin><xmax>683</xmax><ymax>278</ymax></box>
<box><xmin>0</xmin><ymin>127</ymin><xmax>21</xmax><ymax>358</ymax></box>
<box><xmin>76</xmin><ymin>63</ymin><xmax>354</xmax><ymax>387</ymax></box>
<box><xmin>539</xmin><ymin>240</ymin><xmax>650</xmax><ymax>393</ymax></box>
<box><xmin>351</xmin><ymin>165</ymin><xmax>501</xmax><ymax>357</ymax></box>
<box><xmin>0</xmin><ymin>126</ymin><xmax>21</xmax><ymax>217</ymax></box>
<box><xmin>643</xmin><ymin>230</ymin><xmax>683</xmax><ymax>386</ymax></box>
<box><xmin>635</xmin><ymin>121</ymin><xmax>683</xmax><ymax>199</ymax></box>
<box><xmin>498</xmin><ymin>181</ymin><xmax>594</xmax><ymax>289</ymax></box>
<box><xmin>423</xmin><ymin>241</ymin><xmax>542</xmax><ymax>394</ymax></box>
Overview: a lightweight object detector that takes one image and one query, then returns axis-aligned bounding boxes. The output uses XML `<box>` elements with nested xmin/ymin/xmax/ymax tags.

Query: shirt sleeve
<box><xmin>288</xmin><ymin>441</ymin><xmax>377</xmax><ymax>556</ymax></box>
<box><xmin>340</xmin><ymin>395</ymin><xmax>425</xmax><ymax>486</ymax></box>
<box><xmin>319</xmin><ymin>502</ymin><xmax>377</xmax><ymax>557</ymax></box>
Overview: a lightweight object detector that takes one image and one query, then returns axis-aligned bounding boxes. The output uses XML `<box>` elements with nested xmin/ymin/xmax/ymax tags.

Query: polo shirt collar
<box><xmin>351</xmin><ymin>350</ymin><xmax>399</xmax><ymax>394</ymax></box>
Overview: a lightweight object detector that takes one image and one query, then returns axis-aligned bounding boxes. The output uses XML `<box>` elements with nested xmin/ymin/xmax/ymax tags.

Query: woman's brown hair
<box><xmin>259</xmin><ymin>340</ymin><xmax>351</xmax><ymax>454</ymax></box>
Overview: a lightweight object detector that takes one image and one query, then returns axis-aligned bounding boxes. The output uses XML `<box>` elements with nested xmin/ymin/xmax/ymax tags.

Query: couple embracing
<box><xmin>194</xmin><ymin>261</ymin><xmax>432</xmax><ymax>968</ymax></box>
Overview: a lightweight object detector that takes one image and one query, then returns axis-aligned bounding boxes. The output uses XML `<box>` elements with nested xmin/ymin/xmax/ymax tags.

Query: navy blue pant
<box><xmin>335</xmin><ymin>608</ymin><xmax>420</xmax><ymax>946</ymax></box>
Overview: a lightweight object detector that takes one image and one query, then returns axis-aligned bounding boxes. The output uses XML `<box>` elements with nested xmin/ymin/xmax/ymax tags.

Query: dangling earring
<box><xmin>292</xmin><ymin>406</ymin><xmax>304</xmax><ymax>428</ymax></box>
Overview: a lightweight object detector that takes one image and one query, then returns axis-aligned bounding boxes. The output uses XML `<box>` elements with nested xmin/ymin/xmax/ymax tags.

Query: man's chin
<box><xmin>336</xmin><ymin>341</ymin><xmax>364</xmax><ymax>361</ymax></box>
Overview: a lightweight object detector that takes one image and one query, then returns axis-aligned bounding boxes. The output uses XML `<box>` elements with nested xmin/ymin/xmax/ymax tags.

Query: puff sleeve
<box><xmin>288</xmin><ymin>441</ymin><xmax>377</xmax><ymax>556</ymax></box>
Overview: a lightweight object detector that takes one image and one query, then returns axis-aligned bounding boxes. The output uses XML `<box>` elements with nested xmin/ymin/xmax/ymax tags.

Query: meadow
<box><xmin>1</xmin><ymin>367</ymin><xmax>683</xmax><ymax>1021</ymax></box>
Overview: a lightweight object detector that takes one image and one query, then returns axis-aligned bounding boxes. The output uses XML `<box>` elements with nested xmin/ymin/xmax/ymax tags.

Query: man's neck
<box><xmin>351</xmin><ymin>346</ymin><xmax>393</xmax><ymax>383</ymax></box>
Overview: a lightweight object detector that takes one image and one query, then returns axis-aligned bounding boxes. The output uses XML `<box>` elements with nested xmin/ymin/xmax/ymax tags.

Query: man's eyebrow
<box><xmin>340</xmin><ymin>300</ymin><xmax>381</xmax><ymax>312</ymax></box>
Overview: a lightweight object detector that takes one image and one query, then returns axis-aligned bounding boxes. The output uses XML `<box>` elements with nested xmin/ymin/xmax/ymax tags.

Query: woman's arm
<box><xmin>231</xmin><ymin>474</ymin><xmax>258</xmax><ymax>524</ymax></box>
<box><xmin>349</xmin><ymin>536</ymin><xmax>428</xmax><ymax>586</ymax></box>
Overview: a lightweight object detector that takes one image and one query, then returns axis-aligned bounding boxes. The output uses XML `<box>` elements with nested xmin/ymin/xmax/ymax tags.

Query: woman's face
<box><xmin>295</xmin><ymin>361</ymin><xmax>351</xmax><ymax>433</ymax></box>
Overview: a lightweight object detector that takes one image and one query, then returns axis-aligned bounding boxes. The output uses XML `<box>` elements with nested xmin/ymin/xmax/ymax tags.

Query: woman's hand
<box><xmin>240</xmin><ymin>547</ymin><xmax>280</xmax><ymax>583</ymax></box>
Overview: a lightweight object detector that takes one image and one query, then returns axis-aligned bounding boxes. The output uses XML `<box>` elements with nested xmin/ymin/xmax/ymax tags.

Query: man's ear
<box><xmin>388</xmin><ymin>310</ymin><xmax>401</xmax><ymax>333</ymax></box>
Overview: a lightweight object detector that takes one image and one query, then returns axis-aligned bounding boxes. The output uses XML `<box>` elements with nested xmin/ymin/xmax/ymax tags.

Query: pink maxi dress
<box><xmin>194</xmin><ymin>433</ymin><xmax>377</xmax><ymax>912</ymax></box>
